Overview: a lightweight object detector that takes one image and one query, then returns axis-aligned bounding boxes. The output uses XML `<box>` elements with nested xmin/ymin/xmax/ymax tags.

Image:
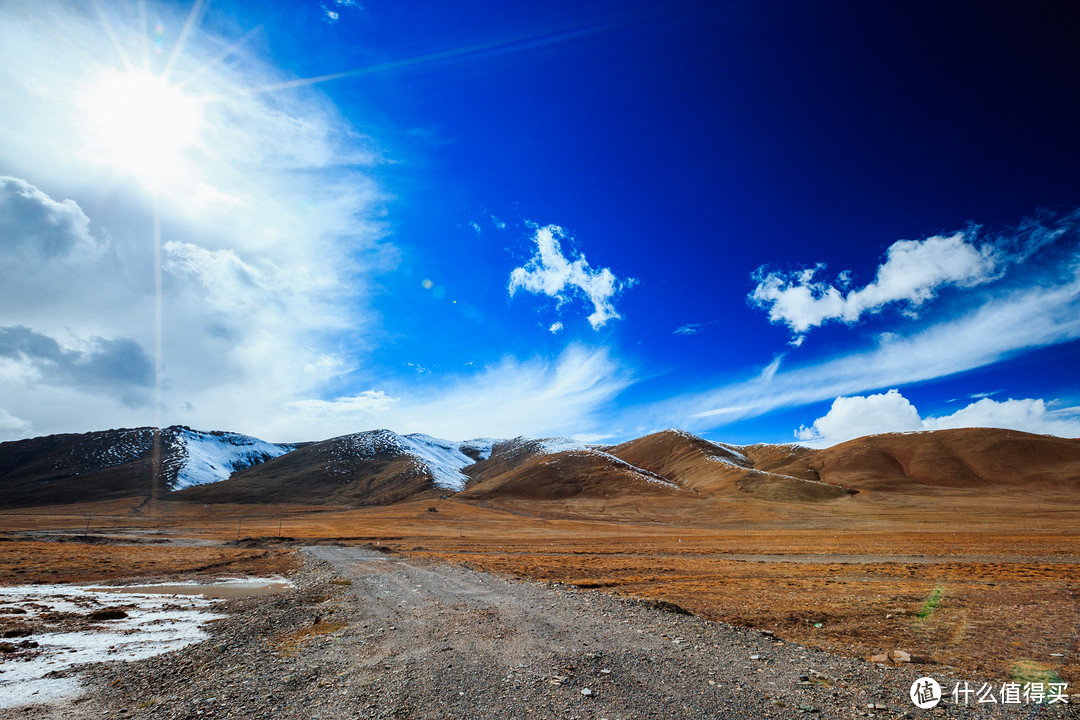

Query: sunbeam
<box><xmin>211</xmin><ymin>8</ymin><xmax>665</xmax><ymax>99</ymax></box>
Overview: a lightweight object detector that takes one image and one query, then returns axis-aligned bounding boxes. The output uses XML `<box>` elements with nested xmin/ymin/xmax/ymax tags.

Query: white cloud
<box><xmin>0</xmin><ymin>326</ymin><xmax>154</xmax><ymax>405</ymax></box>
<box><xmin>265</xmin><ymin>345</ymin><xmax>631</xmax><ymax>441</ymax></box>
<box><xmin>795</xmin><ymin>389</ymin><xmax>922</xmax><ymax>445</ymax></box>
<box><xmin>0</xmin><ymin>176</ymin><xmax>106</xmax><ymax>266</ymax></box>
<box><xmin>0</xmin><ymin>408</ymin><xmax>33</xmax><ymax>441</ymax></box>
<box><xmin>549</xmin><ymin>321</ymin><xmax>564</xmax><ymax>334</ymax></box>
<box><xmin>796</xmin><ymin>389</ymin><xmax>1080</xmax><ymax>447</ymax></box>
<box><xmin>751</xmin><ymin>230</ymin><xmax>998</xmax><ymax>339</ymax></box>
<box><xmin>673</xmin><ymin>323</ymin><xmax>702</xmax><ymax>335</ymax></box>
<box><xmin>286</xmin><ymin>389</ymin><xmax>399</xmax><ymax>435</ymax></box>
<box><xmin>675</xmin><ymin>211</ymin><xmax>1080</xmax><ymax>430</ymax></box>
<box><xmin>924</xmin><ymin>397</ymin><xmax>1080</xmax><ymax>436</ymax></box>
<box><xmin>0</xmin><ymin>1</ymin><xmax>391</xmax><ymax>440</ymax></box>
<box><xmin>508</xmin><ymin>224</ymin><xmax>632</xmax><ymax>329</ymax></box>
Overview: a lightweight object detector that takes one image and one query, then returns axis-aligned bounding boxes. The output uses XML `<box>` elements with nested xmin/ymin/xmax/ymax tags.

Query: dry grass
<box><xmin>2</xmin><ymin>496</ymin><xmax>1078</xmax><ymax>684</ymax></box>
<box><xmin>0</xmin><ymin>539</ymin><xmax>299</xmax><ymax>585</ymax></box>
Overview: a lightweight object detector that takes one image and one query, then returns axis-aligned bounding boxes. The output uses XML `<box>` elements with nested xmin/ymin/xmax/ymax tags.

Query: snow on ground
<box><xmin>665</xmin><ymin>428</ymin><xmax>751</xmax><ymax>466</ymax></box>
<box><xmin>331</xmin><ymin>430</ymin><xmax>487</xmax><ymax>492</ymax></box>
<box><xmin>0</xmin><ymin>584</ymin><xmax>224</xmax><ymax>709</ymax></box>
<box><xmin>459</xmin><ymin>438</ymin><xmax>497</xmax><ymax>461</ymax></box>
<box><xmin>534</xmin><ymin>437</ymin><xmax>591</xmax><ymax>454</ymax></box>
<box><xmin>170</xmin><ymin>428</ymin><xmax>294</xmax><ymax>490</ymax></box>
<box><xmin>580</xmin><ymin>449</ymin><xmax>682</xmax><ymax>489</ymax></box>
<box><xmin>401</xmin><ymin>434</ymin><xmax>479</xmax><ymax>492</ymax></box>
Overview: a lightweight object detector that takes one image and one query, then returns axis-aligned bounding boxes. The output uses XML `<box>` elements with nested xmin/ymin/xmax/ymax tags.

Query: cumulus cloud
<box><xmin>923</xmin><ymin>397</ymin><xmax>1080</xmax><ymax>435</ymax></box>
<box><xmin>509</xmin><ymin>224</ymin><xmax>633</xmax><ymax>329</ymax></box>
<box><xmin>751</xmin><ymin>230</ymin><xmax>999</xmax><ymax>340</ymax></box>
<box><xmin>795</xmin><ymin>389</ymin><xmax>922</xmax><ymax>445</ymax></box>
<box><xmin>163</xmin><ymin>240</ymin><xmax>282</xmax><ymax>317</ymax></box>
<box><xmin>795</xmin><ymin>389</ymin><xmax>1080</xmax><ymax>447</ymax></box>
<box><xmin>549</xmin><ymin>321</ymin><xmax>563</xmax><ymax>334</ymax></box>
<box><xmin>674</xmin><ymin>210</ymin><xmax>1080</xmax><ymax>429</ymax></box>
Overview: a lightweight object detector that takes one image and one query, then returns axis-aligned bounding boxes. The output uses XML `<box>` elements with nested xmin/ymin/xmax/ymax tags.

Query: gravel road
<box><xmin>11</xmin><ymin>546</ymin><xmax>1077</xmax><ymax>719</ymax></box>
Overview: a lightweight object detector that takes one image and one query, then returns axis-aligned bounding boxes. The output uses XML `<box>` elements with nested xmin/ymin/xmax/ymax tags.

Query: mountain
<box><xmin>0</xmin><ymin>426</ymin><xmax>293</xmax><ymax>506</ymax></box>
<box><xmin>607</xmin><ymin>430</ymin><xmax>854</xmax><ymax>502</ymax></box>
<box><xmin>3</xmin><ymin>425</ymin><xmax>1078</xmax><ymax>509</ymax></box>
<box><xmin>175</xmin><ymin>430</ymin><xmax>493</xmax><ymax>506</ymax></box>
<box><xmin>459</xmin><ymin>438</ymin><xmax>681</xmax><ymax>501</ymax></box>
<box><xmin>766</xmin><ymin>427</ymin><xmax>1080</xmax><ymax>492</ymax></box>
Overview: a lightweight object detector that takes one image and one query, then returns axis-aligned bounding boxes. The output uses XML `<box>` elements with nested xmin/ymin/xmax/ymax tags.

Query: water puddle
<box><xmin>0</xmin><ymin>577</ymin><xmax>290</xmax><ymax>709</ymax></box>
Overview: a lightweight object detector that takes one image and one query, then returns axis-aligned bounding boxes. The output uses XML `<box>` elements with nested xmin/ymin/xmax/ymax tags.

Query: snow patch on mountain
<box><xmin>328</xmin><ymin>430</ymin><xmax>485</xmax><ymax>492</ymax></box>
<box><xmin>583</xmin><ymin>448</ymin><xmax>681</xmax><ymax>489</ymax></box>
<box><xmin>535</xmin><ymin>437</ymin><xmax>592</xmax><ymax>454</ymax></box>
<box><xmin>400</xmin><ymin>434</ymin><xmax>480</xmax><ymax>491</ymax></box>
<box><xmin>459</xmin><ymin>438</ymin><xmax>497</xmax><ymax>461</ymax></box>
<box><xmin>170</xmin><ymin>428</ymin><xmax>294</xmax><ymax>490</ymax></box>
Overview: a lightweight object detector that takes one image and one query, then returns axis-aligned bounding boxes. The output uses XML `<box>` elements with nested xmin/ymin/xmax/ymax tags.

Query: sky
<box><xmin>1</xmin><ymin>0</ymin><xmax>1079</xmax><ymax>446</ymax></box>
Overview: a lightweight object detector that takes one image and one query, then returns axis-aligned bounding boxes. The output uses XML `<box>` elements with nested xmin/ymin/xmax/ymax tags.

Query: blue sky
<box><xmin>1</xmin><ymin>0</ymin><xmax>1079</xmax><ymax>445</ymax></box>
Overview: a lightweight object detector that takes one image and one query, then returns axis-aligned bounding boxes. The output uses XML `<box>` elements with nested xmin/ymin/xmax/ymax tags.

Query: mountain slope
<box><xmin>177</xmin><ymin>429</ymin><xmax>491</xmax><ymax>505</ymax></box>
<box><xmin>0</xmin><ymin>426</ymin><xmax>293</xmax><ymax>506</ymax></box>
<box><xmin>4</xmin><ymin>425</ymin><xmax>1078</xmax><ymax>510</ymax></box>
<box><xmin>608</xmin><ymin>429</ymin><xmax>854</xmax><ymax>502</ymax></box>
<box><xmin>785</xmin><ymin>428</ymin><xmax>1080</xmax><ymax>492</ymax></box>
<box><xmin>459</xmin><ymin>445</ymin><xmax>681</xmax><ymax>502</ymax></box>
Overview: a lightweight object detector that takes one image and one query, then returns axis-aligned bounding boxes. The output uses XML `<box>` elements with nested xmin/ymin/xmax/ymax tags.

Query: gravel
<box><xmin>10</xmin><ymin>547</ymin><xmax>1078</xmax><ymax>720</ymax></box>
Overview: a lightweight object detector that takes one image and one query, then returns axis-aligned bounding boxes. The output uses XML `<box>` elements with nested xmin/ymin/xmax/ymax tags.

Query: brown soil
<box><xmin>1</xmin><ymin>496</ymin><xmax>1078</xmax><ymax>687</ymax></box>
<box><xmin>0</xmin><ymin>539</ymin><xmax>299</xmax><ymax>585</ymax></box>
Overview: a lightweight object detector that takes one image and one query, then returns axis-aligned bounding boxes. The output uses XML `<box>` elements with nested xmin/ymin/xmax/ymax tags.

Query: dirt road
<box><xmin>14</xmin><ymin>546</ymin><xmax>1077</xmax><ymax>719</ymax></box>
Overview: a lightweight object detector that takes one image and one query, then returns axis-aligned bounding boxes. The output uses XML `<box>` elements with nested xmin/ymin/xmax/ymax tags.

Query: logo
<box><xmin>910</xmin><ymin>677</ymin><xmax>942</xmax><ymax>709</ymax></box>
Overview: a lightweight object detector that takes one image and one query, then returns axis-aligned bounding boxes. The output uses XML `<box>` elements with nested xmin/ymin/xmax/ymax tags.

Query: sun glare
<box><xmin>78</xmin><ymin>69</ymin><xmax>204</xmax><ymax>184</ymax></box>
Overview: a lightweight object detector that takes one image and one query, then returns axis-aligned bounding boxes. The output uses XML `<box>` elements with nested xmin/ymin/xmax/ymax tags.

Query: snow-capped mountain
<box><xmin>174</xmin><ymin>429</ymin><xmax>502</xmax><ymax>506</ymax></box>
<box><xmin>4</xmin><ymin>425</ymin><xmax>1078</xmax><ymax>510</ymax></box>
<box><xmin>0</xmin><ymin>425</ymin><xmax>295</xmax><ymax>506</ymax></box>
<box><xmin>162</xmin><ymin>427</ymin><xmax>294</xmax><ymax>490</ymax></box>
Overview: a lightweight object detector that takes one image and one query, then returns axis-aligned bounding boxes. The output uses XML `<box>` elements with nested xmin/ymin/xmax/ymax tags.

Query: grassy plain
<box><xmin>1</xmin><ymin>494</ymin><xmax>1077</xmax><ymax>685</ymax></box>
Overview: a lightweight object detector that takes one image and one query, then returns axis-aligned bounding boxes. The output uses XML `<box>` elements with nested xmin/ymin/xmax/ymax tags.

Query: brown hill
<box><xmin>459</xmin><ymin>447</ymin><xmax>682</xmax><ymax>502</ymax></box>
<box><xmin>461</xmin><ymin>437</ymin><xmax>556</xmax><ymax>487</ymax></box>
<box><xmin>762</xmin><ymin>428</ymin><xmax>1080</xmax><ymax>492</ymax></box>
<box><xmin>177</xmin><ymin>430</ymin><xmax>452</xmax><ymax>506</ymax></box>
<box><xmin>0</xmin><ymin>427</ymin><xmax>161</xmax><ymax>506</ymax></box>
<box><xmin>608</xmin><ymin>429</ymin><xmax>854</xmax><ymax>502</ymax></box>
<box><xmin>5</xmin><ymin>425</ymin><xmax>1079</xmax><ymax>511</ymax></box>
<box><xmin>0</xmin><ymin>426</ymin><xmax>292</xmax><ymax>507</ymax></box>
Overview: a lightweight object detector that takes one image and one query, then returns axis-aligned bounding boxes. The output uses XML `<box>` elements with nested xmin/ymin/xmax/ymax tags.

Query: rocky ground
<box><xmin>8</xmin><ymin>546</ymin><xmax>1079</xmax><ymax>720</ymax></box>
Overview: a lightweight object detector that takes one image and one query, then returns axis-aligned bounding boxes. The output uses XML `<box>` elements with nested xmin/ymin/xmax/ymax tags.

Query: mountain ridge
<box><xmin>2</xmin><ymin>425</ymin><xmax>1078</xmax><ymax>508</ymax></box>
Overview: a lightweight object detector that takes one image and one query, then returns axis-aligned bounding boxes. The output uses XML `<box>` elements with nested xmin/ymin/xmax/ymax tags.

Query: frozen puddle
<box><xmin>0</xmin><ymin>578</ymin><xmax>290</xmax><ymax>709</ymax></box>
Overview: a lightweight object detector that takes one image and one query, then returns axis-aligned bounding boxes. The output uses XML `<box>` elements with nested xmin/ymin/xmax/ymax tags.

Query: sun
<box><xmin>78</xmin><ymin>69</ymin><xmax>204</xmax><ymax>185</ymax></box>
